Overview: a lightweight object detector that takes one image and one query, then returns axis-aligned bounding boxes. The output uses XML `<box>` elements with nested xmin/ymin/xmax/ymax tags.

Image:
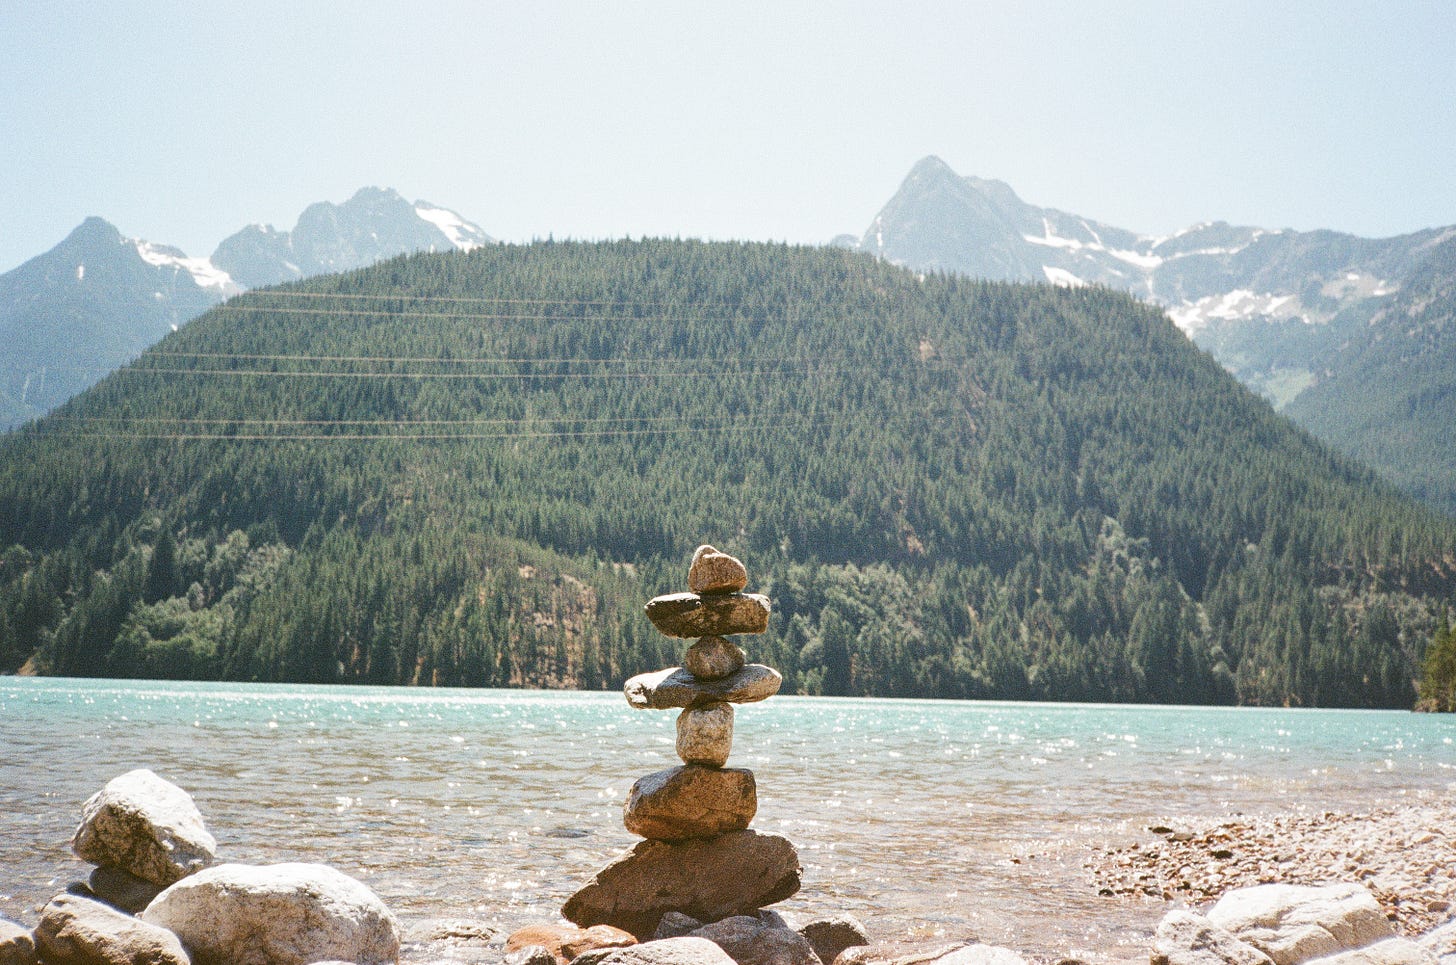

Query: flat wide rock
<box><xmin>562</xmin><ymin>830</ymin><xmax>801</xmax><ymax>940</ymax></box>
<box><xmin>623</xmin><ymin>765</ymin><xmax>755</xmax><ymax>840</ymax></box>
<box><xmin>71</xmin><ymin>768</ymin><xmax>216</xmax><ymax>887</ymax></box>
<box><xmin>625</xmin><ymin>664</ymin><xmax>781</xmax><ymax>710</ymax></box>
<box><xmin>141</xmin><ymin>862</ymin><xmax>399</xmax><ymax>965</ymax></box>
<box><xmin>36</xmin><ymin>892</ymin><xmax>191</xmax><ymax>965</ymax></box>
<box><xmin>1207</xmin><ymin>884</ymin><xmax>1395</xmax><ymax>965</ymax></box>
<box><xmin>644</xmin><ymin>593</ymin><xmax>770</xmax><ymax>638</ymax></box>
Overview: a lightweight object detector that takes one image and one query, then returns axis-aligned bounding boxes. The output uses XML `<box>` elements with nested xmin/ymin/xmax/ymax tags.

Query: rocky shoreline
<box><xmin>1085</xmin><ymin>800</ymin><xmax>1456</xmax><ymax>940</ymax></box>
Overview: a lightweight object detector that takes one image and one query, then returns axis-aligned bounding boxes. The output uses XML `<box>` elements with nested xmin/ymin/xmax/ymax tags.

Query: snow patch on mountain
<box><xmin>133</xmin><ymin>240</ymin><xmax>239</xmax><ymax>295</ymax></box>
<box><xmin>1042</xmin><ymin>266</ymin><xmax>1086</xmax><ymax>288</ymax></box>
<box><xmin>414</xmin><ymin>204</ymin><xmax>488</xmax><ymax>251</ymax></box>
<box><xmin>1165</xmin><ymin>289</ymin><xmax>1308</xmax><ymax>335</ymax></box>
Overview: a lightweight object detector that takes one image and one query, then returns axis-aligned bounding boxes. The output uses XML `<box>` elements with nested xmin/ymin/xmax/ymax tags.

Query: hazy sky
<box><xmin>4</xmin><ymin>1</ymin><xmax>1455</xmax><ymax>272</ymax></box>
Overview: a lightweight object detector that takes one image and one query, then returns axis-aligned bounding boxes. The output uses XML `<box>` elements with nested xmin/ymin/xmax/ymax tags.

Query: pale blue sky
<box><xmin>4</xmin><ymin>0</ymin><xmax>1455</xmax><ymax>272</ymax></box>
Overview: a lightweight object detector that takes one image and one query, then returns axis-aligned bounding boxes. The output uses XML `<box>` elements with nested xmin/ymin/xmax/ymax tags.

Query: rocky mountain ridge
<box><xmin>0</xmin><ymin>188</ymin><xmax>489</xmax><ymax>428</ymax></box>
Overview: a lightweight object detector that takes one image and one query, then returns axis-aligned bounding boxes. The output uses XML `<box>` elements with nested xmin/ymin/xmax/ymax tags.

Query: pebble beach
<box><xmin>1085</xmin><ymin>799</ymin><xmax>1456</xmax><ymax>940</ymax></box>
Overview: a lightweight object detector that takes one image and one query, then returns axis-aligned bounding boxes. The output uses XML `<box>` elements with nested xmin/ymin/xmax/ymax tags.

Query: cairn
<box><xmin>562</xmin><ymin>545</ymin><xmax>802</xmax><ymax>940</ymax></box>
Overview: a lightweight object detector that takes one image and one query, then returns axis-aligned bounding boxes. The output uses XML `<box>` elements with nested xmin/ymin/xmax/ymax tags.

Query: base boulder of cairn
<box><xmin>562</xmin><ymin>830</ymin><xmax>802</xmax><ymax>941</ymax></box>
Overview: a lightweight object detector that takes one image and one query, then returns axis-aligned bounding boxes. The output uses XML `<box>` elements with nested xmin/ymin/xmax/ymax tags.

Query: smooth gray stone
<box><xmin>800</xmin><ymin>914</ymin><xmax>871</xmax><ymax>965</ymax></box>
<box><xmin>684</xmin><ymin>636</ymin><xmax>747</xmax><ymax>681</ymax></box>
<box><xmin>88</xmin><ymin>865</ymin><xmax>164</xmax><ymax>914</ymax></box>
<box><xmin>689</xmin><ymin>916</ymin><xmax>821</xmax><ymax>965</ymax></box>
<box><xmin>644</xmin><ymin>592</ymin><xmax>770</xmax><ymax>638</ymax></box>
<box><xmin>625</xmin><ymin>664</ymin><xmax>781</xmax><ymax>710</ymax></box>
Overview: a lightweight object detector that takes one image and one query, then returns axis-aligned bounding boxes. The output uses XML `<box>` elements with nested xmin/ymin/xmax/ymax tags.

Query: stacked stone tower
<box><xmin>562</xmin><ymin>545</ymin><xmax>802</xmax><ymax>940</ymax></box>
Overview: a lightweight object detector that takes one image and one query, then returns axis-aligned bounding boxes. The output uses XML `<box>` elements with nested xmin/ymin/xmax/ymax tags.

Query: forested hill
<box><xmin>2</xmin><ymin>240</ymin><xmax>1453</xmax><ymax>707</ymax></box>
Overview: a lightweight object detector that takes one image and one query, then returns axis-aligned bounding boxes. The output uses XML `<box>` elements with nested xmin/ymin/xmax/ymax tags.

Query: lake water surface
<box><xmin>2</xmin><ymin>678</ymin><xmax>1453</xmax><ymax>958</ymax></box>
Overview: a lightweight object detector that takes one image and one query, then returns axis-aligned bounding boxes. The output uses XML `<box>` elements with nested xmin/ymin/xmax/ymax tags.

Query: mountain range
<box><xmin>2</xmin><ymin>240</ymin><xmax>1451</xmax><ymax>705</ymax></box>
<box><xmin>844</xmin><ymin>156</ymin><xmax>1456</xmax><ymax>515</ymax></box>
<box><xmin>0</xmin><ymin>188</ymin><xmax>489</xmax><ymax>428</ymax></box>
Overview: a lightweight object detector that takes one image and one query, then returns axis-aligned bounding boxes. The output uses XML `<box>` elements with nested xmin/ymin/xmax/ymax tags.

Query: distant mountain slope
<box><xmin>854</xmin><ymin>156</ymin><xmax>1456</xmax><ymax>513</ymax></box>
<box><xmin>0</xmin><ymin>217</ymin><xmax>234</xmax><ymax>427</ymax></box>
<box><xmin>858</xmin><ymin>156</ymin><xmax>1453</xmax><ymax>406</ymax></box>
<box><xmin>1</xmin><ymin>189</ymin><xmax>489</xmax><ymax>428</ymax></box>
<box><xmin>1286</xmin><ymin>236</ymin><xmax>1456</xmax><ymax>516</ymax></box>
<box><xmin>2</xmin><ymin>240</ymin><xmax>1451</xmax><ymax>707</ymax></box>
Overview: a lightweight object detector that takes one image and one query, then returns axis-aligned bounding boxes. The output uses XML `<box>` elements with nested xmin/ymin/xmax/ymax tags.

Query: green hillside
<box><xmin>2</xmin><ymin>240</ymin><xmax>1452</xmax><ymax>706</ymax></box>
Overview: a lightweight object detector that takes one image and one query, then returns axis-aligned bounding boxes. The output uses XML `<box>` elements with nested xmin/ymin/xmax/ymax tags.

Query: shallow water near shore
<box><xmin>2</xmin><ymin>678</ymin><xmax>1453</xmax><ymax>958</ymax></box>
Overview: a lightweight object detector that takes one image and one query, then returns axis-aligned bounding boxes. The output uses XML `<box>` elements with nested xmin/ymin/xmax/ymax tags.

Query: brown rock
<box><xmin>625</xmin><ymin>664</ymin><xmax>781</xmax><ymax>710</ymax></box>
<box><xmin>0</xmin><ymin>917</ymin><xmax>36</xmax><ymax>965</ymax></box>
<box><xmin>505</xmin><ymin>922</ymin><xmax>636</xmax><ymax>963</ymax></box>
<box><xmin>35</xmin><ymin>893</ymin><xmax>191</xmax><ymax>965</ymax></box>
<box><xmin>676</xmin><ymin>703</ymin><xmax>734</xmax><ymax>766</ymax></box>
<box><xmin>800</xmin><ymin>915</ymin><xmax>870</xmax><ymax>965</ymax></box>
<box><xmin>623</xmin><ymin>765</ymin><xmax>756</xmax><ymax>840</ymax></box>
<box><xmin>685</xmin><ymin>637</ymin><xmax>747</xmax><ymax>681</ymax></box>
<box><xmin>644</xmin><ymin>593</ymin><xmax>770</xmax><ymax>638</ymax></box>
<box><xmin>688</xmin><ymin>546</ymin><xmax>749</xmax><ymax>595</ymax></box>
<box><xmin>561</xmin><ymin>830</ymin><xmax>802</xmax><ymax>940</ymax></box>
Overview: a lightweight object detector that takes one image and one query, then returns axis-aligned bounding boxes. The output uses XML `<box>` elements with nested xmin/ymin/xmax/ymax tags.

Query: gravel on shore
<box><xmin>1084</xmin><ymin>800</ymin><xmax>1456</xmax><ymax>938</ymax></box>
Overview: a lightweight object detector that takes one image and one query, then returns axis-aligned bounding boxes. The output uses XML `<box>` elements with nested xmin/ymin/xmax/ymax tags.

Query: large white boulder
<box><xmin>71</xmin><ymin>769</ymin><xmax>216</xmax><ymax>886</ymax></box>
<box><xmin>1153</xmin><ymin>909</ymin><xmax>1276</xmax><ymax>965</ymax></box>
<box><xmin>141</xmin><ymin>862</ymin><xmax>399</xmax><ymax>965</ymax></box>
<box><xmin>1207</xmin><ymin>884</ymin><xmax>1396</xmax><ymax>965</ymax></box>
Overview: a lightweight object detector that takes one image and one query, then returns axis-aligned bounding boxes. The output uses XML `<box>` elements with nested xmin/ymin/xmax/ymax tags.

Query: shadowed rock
<box><xmin>644</xmin><ymin>593</ymin><xmax>770</xmax><ymax>638</ymax></box>
<box><xmin>562</xmin><ymin>830</ymin><xmax>801</xmax><ymax>940</ymax></box>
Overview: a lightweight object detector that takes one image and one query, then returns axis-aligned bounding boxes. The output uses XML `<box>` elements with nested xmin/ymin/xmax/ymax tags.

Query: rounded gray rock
<box><xmin>676</xmin><ymin>703</ymin><xmax>734</xmax><ymax>766</ymax></box>
<box><xmin>71</xmin><ymin>768</ymin><xmax>216</xmax><ymax>887</ymax></box>
<box><xmin>141</xmin><ymin>862</ymin><xmax>399</xmax><ymax>965</ymax></box>
<box><xmin>684</xmin><ymin>636</ymin><xmax>747</xmax><ymax>681</ymax></box>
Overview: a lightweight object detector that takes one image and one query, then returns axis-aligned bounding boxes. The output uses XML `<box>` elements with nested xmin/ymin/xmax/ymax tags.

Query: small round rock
<box><xmin>685</xmin><ymin>636</ymin><xmax>746</xmax><ymax>681</ymax></box>
<box><xmin>688</xmin><ymin>546</ymin><xmax>748</xmax><ymax>595</ymax></box>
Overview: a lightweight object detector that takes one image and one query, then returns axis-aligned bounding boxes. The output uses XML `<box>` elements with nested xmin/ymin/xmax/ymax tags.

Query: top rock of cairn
<box><xmin>688</xmin><ymin>545</ymin><xmax>749</xmax><ymax>595</ymax></box>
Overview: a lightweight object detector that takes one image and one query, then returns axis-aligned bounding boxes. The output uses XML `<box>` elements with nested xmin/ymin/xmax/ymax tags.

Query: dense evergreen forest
<box><xmin>2</xmin><ymin>240</ymin><xmax>1453</xmax><ymax>707</ymax></box>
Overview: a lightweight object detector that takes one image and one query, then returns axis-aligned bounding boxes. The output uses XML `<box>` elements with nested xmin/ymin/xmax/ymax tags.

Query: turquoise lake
<box><xmin>2</xmin><ymin>678</ymin><xmax>1452</xmax><ymax>958</ymax></box>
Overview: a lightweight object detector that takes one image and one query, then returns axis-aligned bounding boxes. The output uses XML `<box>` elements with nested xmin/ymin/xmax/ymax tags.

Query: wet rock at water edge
<box><xmin>71</xmin><ymin>768</ymin><xmax>217</xmax><ymax>887</ymax></box>
<box><xmin>644</xmin><ymin>592</ymin><xmax>771</xmax><ymax>638</ymax></box>
<box><xmin>623</xmin><ymin>765</ymin><xmax>756</xmax><ymax>840</ymax></box>
<box><xmin>676</xmin><ymin>702</ymin><xmax>734</xmax><ymax>766</ymax></box>
<box><xmin>685</xmin><ymin>636</ymin><xmax>747</xmax><ymax>681</ymax></box>
<box><xmin>36</xmin><ymin>893</ymin><xmax>191</xmax><ymax>965</ymax></box>
<box><xmin>561</xmin><ymin>829</ymin><xmax>801</xmax><ymax>940</ymax></box>
<box><xmin>687</xmin><ymin>546</ymin><xmax>749</xmax><ymax>596</ymax></box>
<box><xmin>141</xmin><ymin>862</ymin><xmax>399</xmax><ymax>965</ymax></box>
<box><xmin>799</xmin><ymin>914</ymin><xmax>871</xmax><ymax>965</ymax></box>
<box><xmin>625</xmin><ymin>664</ymin><xmax>781</xmax><ymax>710</ymax></box>
<box><xmin>504</xmin><ymin>922</ymin><xmax>637</xmax><ymax>963</ymax></box>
